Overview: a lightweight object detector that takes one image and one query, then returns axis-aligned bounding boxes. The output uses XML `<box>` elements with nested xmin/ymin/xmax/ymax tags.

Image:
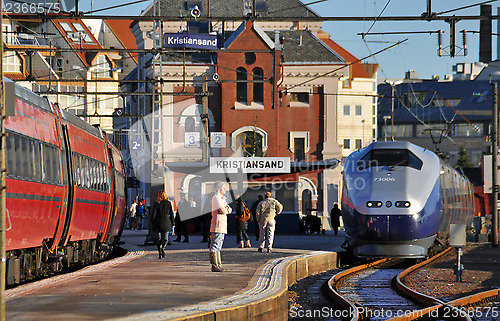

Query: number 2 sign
<box><xmin>210</xmin><ymin>132</ymin><xmax>226</xmax><ymax>148</ymax></box>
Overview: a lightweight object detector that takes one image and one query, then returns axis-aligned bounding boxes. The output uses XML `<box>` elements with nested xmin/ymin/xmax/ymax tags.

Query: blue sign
<box><xmin>130</xmin><ymin>139</ymin><xmax>143</xmax><ymax>151</ymax></box>
<box><xmin>164</xmin><ymin>33</ymin><xmax>221</xmax><ymax>50</ymax></box>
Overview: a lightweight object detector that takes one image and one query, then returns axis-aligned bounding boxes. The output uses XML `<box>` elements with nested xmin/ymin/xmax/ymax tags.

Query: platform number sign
<box><xmin>210</xmin><ymin>132</ymin><xmax>226</xmax><ymax>148</ymax></box>
<box><xmin>185</xmin><ymin>132</ymin><xmax>201</xmax><ymax>148</ymax></box>
<box><xmin>131</xmin><ymin>139</ymin><xmax>143</xmax><ymax>151</ymax></box>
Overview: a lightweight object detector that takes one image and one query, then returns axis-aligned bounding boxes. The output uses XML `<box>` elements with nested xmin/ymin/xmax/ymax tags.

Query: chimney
<box><xmin>479</xmin><ymin>4</ymin><xmax>492</xmax><ymax>63</ymax></box>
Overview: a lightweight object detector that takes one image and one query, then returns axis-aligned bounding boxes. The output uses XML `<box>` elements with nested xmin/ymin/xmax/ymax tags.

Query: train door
<box><xmin>104</xmin><ymin>149</ymin><xmax>118</xmax><ymax>244</ymax></box>
<box><xmin>57</xmin><ymin>124</ymin><xmax>75</xmax><ymax>247</ymax></box>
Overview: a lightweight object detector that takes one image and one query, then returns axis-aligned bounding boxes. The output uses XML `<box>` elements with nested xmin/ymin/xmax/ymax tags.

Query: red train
<box><xmin>4</xmin><ymin>78</ymin><xmax>126</xmax><ymax>286</ymax></box>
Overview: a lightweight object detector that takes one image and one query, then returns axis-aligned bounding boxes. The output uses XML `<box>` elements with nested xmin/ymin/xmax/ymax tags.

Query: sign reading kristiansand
<box><xmin>163</xmin><ymin>33</ymin><xmax>221</xmax><ymax>50</ymax></box>
<box><xmin>210</xmin><ymin>157</ymin><xmax>290</xmax><ymax>174</ymax></box>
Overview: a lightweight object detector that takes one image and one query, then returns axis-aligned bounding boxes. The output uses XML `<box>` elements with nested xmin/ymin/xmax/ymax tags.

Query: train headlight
<box><xmin>395</xmin><ymin>201</ymin><xmax>411</xmax><ymax>208</ymax></box>
<box><xmin>366</xmin><ymin>201</ymin><xmax>382</xmax><ymax>208</ymax></box>
<box><xmin>385</xmin><ymin>201</ymin><xmax>392</xmax><ymax>208</ymax></box>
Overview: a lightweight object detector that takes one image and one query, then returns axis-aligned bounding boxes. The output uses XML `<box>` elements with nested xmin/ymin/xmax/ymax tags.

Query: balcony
<box><xmin>5</xmin><ymin>34</ymin><xmax>49</xmax><ymax>47</ymax></box>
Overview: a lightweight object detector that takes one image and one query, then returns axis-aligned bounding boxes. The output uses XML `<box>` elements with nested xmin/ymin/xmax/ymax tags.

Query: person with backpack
<box><xmin>235</xmin><ymin>195</ymin><xmax>251</xmax><ymax>248</ymax></box>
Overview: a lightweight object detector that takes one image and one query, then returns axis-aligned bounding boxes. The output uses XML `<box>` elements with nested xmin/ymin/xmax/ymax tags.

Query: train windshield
<box><xmin>357</xmin><ymin>149</ymin><xmax>423</xmax><ymax>171</ymax></box>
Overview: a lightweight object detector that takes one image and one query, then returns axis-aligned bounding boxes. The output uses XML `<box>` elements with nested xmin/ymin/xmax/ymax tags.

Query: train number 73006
<box><xmin>373</xmin><ymin>177</ymin><xmax>396</xmax><ymax>182</ymax></box>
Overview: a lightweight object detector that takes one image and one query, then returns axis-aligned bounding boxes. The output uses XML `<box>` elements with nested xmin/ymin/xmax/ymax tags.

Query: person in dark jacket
<box><xmin>330</xmin><ymin>203</ymin><xmax>342</xmax><ymax>235</ymax></box>
<box><xmin>151</xmin><ymin>190</ymin><xmax>175</xmax><ymax>259</ymax></box>
<box><xmin>174</xmin><ymin>192</ymin><xmax>190</xmax><ymax>243</ymax></box>
<box><xmin>250</xmin><ymin>195</ymin><xmax>263</xmax><ymax>241</ymax></box>
<box><xmin>235</xmin><ymin>195</ymin><xmax>251</xmax><ymax>248</ymax></box>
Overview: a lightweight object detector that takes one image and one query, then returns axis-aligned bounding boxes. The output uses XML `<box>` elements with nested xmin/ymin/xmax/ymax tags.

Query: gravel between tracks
<box><xmin>404</xmin><ymin>243</ymin><xmax>500</xmax><ymax>301</ymax></box>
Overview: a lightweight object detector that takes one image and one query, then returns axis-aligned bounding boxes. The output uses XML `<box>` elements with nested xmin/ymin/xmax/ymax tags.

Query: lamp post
<box><xmin>385</xmin><ymin>80</ymin><xmax>403</xmax><ymax>141</ymax></box>
<box><xmin>361</xmin><ymin>119</ymin><xmax>365</xmax><ymax>147</ymax></box>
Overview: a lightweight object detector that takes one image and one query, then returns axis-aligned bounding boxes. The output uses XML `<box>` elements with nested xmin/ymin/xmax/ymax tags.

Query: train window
<box><xmin>84</xmin><ymin>159</ymin><xmax>90</xmax><ymax>188</ymax></box>
<box><xmin>42</xmin><ymin>144</ymin><xmax>50</xmax><ymax>183</ymax></box>
<box><xmin>21</xmin><ymin>136</ymin><xmax>29</xmax><ymax>179</ymax></box>
<box><xmin>33</xmin><ymin>141</ymin><xmax>42</xmax><ymax>181</ymax></box>
<box><xmin>92</xmin><ymin>163</ymin><xmax>97</xmax><ymax>190</ymax></box>
<box><xmin>53</xmin><ymin>148</ymin><xmax>61</xmax><ymax>185</ymax></box>
<box><xmin>28</xmin><ymin>140</ymin><xmax>35</xmax><ymax>180</ymax></box>
<box><xmin>104</xmin><ymin>166</ymin><xmax>109</xmax><ymax>192</ymax></box>
<box><xmin>6</xmin><ymin>132</ymin><xmax>14</xmax><ymax>177</ymax></box>
<box><xmin>14</xmin><ymin>134</ymin><xmax>21</xmax><ymax>177</ymax></box>
<box><xmin>74</xmin><ymin>155</ymin><xmax>81</xmax><ymax>186</ymax></box>
<box><xmin>98</xmin><ymin>164</ymin><xmax>104</xmax><ymax>191</ymax></box>
<box><xmin>357</xmin><ymin>149</ymin><xmax>423</xmax><ymax>171</ymax></box>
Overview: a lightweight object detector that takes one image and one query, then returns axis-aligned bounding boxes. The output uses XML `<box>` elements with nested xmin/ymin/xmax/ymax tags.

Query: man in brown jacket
<box><xmin>256</xmin><ymin>192</ymin><xmax>283</xmax><ymax>253</ymax></box>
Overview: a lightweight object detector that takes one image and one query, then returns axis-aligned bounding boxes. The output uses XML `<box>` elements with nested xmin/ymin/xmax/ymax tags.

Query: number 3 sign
<box><xmin>185</xmin><ymin>132</ymin><xmax>201</xmax><ymax>148</ymax></box>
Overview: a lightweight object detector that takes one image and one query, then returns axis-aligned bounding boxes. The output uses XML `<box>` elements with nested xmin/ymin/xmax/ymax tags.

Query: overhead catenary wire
<box><xmin>435</xmin><ymin>0</ymin><xmax>498</xmax><ymax>16</ymax></box>
<box><xmin>283</xmin><ymin>38</ymin><xmax>408</xmax><ymax>93</ymax></box>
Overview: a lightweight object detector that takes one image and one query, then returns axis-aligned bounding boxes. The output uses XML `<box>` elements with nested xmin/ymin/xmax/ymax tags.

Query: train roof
<box><xmin>6</xmin><ymin>78</ymin><xmax>53</xmax><ymax>114</ymax></box>
<box><xmin>61</xmin><ymin>109</ymin><xmax>103</xmax><ymax>139</ymax></box>
<box><xmin>353</xmin><ymin>141</ymin><xmax>436</xmax><ymax>159</ymax></box>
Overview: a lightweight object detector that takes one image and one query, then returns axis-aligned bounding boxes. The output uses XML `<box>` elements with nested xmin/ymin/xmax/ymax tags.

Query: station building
<box><xmin>124</xmin><ymin>0</ymin><xmax>378</xmax><ymax>232</ymax></box>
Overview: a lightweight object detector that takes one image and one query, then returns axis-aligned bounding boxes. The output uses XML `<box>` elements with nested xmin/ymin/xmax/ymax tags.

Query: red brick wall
<box><xmin>217</xmin><ymin>21</ymin><xmax>323</xmax><ymax>161</ymax></box>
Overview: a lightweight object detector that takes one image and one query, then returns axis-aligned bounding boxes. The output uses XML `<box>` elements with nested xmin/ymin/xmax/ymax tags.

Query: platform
<box><xmin>6</xmin><ymin>230</ymin><xmax>346</xmax><ymax>321</ymax></box>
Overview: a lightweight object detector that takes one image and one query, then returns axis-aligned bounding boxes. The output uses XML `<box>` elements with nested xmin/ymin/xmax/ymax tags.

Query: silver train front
<box><xmin>341</xmin><ymin>141</ymin><xmax>474</xmax><ymax>258</ymax></box>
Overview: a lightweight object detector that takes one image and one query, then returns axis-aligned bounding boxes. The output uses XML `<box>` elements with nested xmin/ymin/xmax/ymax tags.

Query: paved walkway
<box><xmin>6</xmin><ymin>230</ymin><xmax>346</xmax><ymax>321</ymax></box>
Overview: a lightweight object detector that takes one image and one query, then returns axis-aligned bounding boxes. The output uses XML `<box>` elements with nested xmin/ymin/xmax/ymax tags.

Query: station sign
<box><xmin>210</xmin><ymin>157</ymin><xmax>290</xmax><ymax>173</ymax></box>
<box><xmin>130</xmin><ymin>139</ymin><xmax>143</xmax><ymax>151</ymax></box>
<box><xmin>185</xmin><ymin>132</ymin><xmax>201</xmax><ymax>148</ymax></box>
<box><xmin>163</xmin><ymin>33</ymin><xmax>221</xmax><ymax>50</ymax></box>
<box><xmin>210</xmin><ymin>132</ymin><xmax>226</xmax><ymax>148</ymax></box>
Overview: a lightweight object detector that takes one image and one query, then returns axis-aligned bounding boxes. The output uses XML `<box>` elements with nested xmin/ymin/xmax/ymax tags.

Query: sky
<box><xmin>76</xmin><ymin>0</ymin><xmax>499</xmax><ymax>81</ymax></box>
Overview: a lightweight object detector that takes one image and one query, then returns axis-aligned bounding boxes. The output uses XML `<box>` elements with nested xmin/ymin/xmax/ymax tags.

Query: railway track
<box><xmin>316</xmin><ymin>248</ymin><xmax>500</xmax><ymax>321</ymax></box>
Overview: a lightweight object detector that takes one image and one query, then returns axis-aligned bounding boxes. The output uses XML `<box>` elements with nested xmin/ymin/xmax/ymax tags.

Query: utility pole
<box><xmin>201</xmin><ymin>76</ymin><xmax>209</xmax><ymax>163</ymax></box>
<box><xmin>492</xmin><ymin>81</ymin><xmax>499</xmax><ymax>247</ymax></box>
<box><xmin>1</xmin><ymin>2</ymin><xmax>7</xmax><ymax>319</ymax></box>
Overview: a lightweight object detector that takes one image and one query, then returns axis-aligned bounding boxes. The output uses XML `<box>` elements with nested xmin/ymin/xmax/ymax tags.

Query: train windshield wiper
<box><xmin>388</xmin><ymin>159</ymin><xmax>407</xmax><ymax>171</ymax></box>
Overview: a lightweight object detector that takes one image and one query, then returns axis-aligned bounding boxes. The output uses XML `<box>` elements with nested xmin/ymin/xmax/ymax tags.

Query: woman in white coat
<box><xmin>209</xmin><ymin>181</ymin><xmax>232</xmax><ymax>272</ymax></box>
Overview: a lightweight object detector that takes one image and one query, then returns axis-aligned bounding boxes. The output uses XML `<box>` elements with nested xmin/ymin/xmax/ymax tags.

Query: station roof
<box><xmin>141</xmin><ymin>0</ymin><xmax>320</xmax><ymax>19</ymax></box>
<box><xmin>156</xmin><ymin>27</ymin><xmax>345</xmax><ymax>66</ymax></box>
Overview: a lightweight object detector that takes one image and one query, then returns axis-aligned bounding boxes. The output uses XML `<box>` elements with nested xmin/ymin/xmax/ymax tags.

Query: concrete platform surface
<box><xmin>6</xmin><ymin>230</ymin><xmax>346</xmax><ymax>321</ymax></box>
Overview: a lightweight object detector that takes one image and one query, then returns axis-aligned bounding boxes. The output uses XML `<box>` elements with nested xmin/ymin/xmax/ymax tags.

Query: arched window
<box><xmin>231</xmin><ymin>126</ymin><xmax>268</xmax><ymax>156</ymax></box>
<box><xmin>252</xmin><ymin>67</ymin><xmax>263</xmax><ymax>103</ymax></box>
<box><xmin>236</xmin><ymin>67</ymin><xmax>247</xmax><ymax>103</ymax></box>
<box><xmin>236</xmin><ymin>130</ymin><xmax>264</xmax><ymax>157</ymax></box>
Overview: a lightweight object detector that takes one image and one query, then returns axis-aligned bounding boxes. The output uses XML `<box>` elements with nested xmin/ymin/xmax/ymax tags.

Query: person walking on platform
<box><xmin>330</xmin><ymin>203</ymin><xmax>342</xmax><ymax>235</ymax></box>
<box><xmin>235</xmin><ymin>195</ymin><xmax>251</xmax><ymax>248</ymax></box>
<box><xmin>151</xmin><ymin>190</ymin><xmax>175</xmax><ymax>259</ymax></box>
<box><xmin>174</xmin><ymin>192</ymin><xmax>190</xmax><ymax>243</ymax></box>
<box><xmin>136</xmin><ymin>199</ymin><xmax>145</xmax><ymax>230</ymax></box>
<box><xmin>256</xmin><ymin>192</ymin><xmax>283</xmax><ymax>253</ymax></box>
<box><xmin>210</xmin><ymin>181</ymin><xmax>231</xmax><ymax>272</ymax></box>
<box><xmin>129</xmin><ymin>199</ymin><xmax>137</xmax><ymax>229</ymax></box>
<box><xmin>250</xmin><ymin>195</ymin><xmax>263</xmax><ymax>241</ymax></box>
